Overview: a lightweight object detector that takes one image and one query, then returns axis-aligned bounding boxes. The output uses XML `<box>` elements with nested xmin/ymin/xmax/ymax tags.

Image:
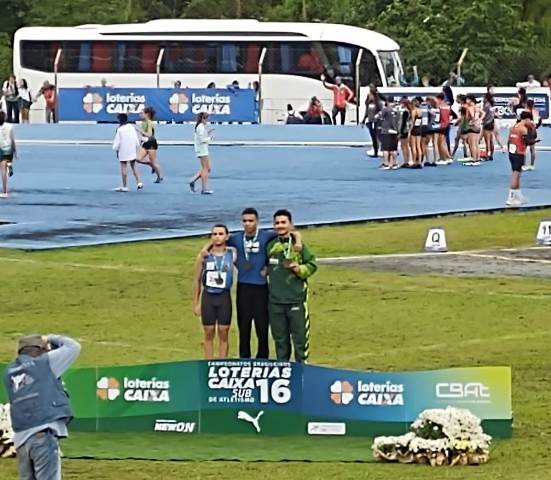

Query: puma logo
<box><xmin>237</xmin><ymin>410</ymin><xmax>264</xmax><ymax>433</ymax></box>
<box><xmin>11</xmin><ymin>374</ymin><xmax>28</xmax><ymax>393</ymax></box>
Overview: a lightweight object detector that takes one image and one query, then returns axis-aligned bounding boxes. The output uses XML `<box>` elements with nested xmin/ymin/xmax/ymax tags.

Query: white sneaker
<box><xmin>435</xmin><ymin>160</ymin><xmax>448</xmax><ymax>166</ymax></box>
<box><xmin>114</xmin><ymin>187</ymin><xmax>129</xmax><ymax>192</ymax></box>
<box><xmin>527</xmin><ymin>165</ymin><xmax>535</xmax><ymax>171</ymax></box>
<box><xmin>366</xmin><ymin>149</ymin><xmax>376</xmax><ymax>157</ymax></box>
<box><xmin>521</xmin><ymin>165</ymin><xmax>529</xmax><ymax>172</ymax></box>
<box><xmin>457</xmin><ymin>157</ymin><xmax>472</xmax><ymax>162</ymax></box>
<box><xmin>137</xmin><ymin>183</ymin><xmax>144</xmax><ymax>190</ymax></box>
<box><xmin>0</xmin><ymin>193</ymin><xmax>8</xmax><ymax>198</ymax></box>
<box><xmin>445</xmin><ymin>158</ymin><xmax>454</xmax><ymax>165</ymax></box>
<box><xmin>381</xmin><ymin>166</ymin><xmax>391</xmax><ymax>170</ymax></box>
<box><xmin>391</xmin><ymin>165</ymin><xmax>400</xmax><ymax>170</ymax></box>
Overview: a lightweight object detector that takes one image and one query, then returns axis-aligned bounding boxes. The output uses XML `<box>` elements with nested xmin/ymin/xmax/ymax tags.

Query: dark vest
<box><xmin>3</xmin><ymin>354</ymin><xmax>72</xmax><ymax>432</ymax></box>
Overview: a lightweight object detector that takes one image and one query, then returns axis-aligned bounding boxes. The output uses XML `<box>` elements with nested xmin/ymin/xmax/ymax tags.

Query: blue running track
<box><xmin>0</xmin><ymin>124</ymin><xmax>550</xmax><ymax>249</ymax></box>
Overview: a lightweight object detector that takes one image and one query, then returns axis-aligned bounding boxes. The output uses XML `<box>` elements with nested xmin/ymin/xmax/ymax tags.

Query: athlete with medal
<box><xmin>266</xmin><ymin>209</ymin><xmax>317</xmax><ymax>363</ymax></box>
<box><xmin>193</xmin><ymin>224</ymin><xmax>236</xmax><ymax>359</ymax></box>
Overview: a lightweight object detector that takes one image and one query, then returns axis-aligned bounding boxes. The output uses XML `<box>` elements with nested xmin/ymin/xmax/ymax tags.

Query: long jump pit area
<box><xmin>320</xmin><ymin>246</ymin><xmax>551</xmax><ymax>279</ymax></box>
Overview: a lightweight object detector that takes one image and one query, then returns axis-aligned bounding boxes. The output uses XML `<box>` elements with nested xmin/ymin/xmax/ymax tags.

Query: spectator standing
<box><xmin>190</xmin><ymin>112</ymin><xmax>214</xmax><ymax>194</ymax></box>
<box><xmin>2</xmin><ymin>75</ymin><xmax>19</xmax><ymax>124</ymax></box>
<box><xmin>522</xmin><ymin>99</ymin><xmax>542</xmax><ymax>171</ymax></box>
<box><xmin>322</xmin><ymin>75</ymin><xmax>353</xmax><ymax>125</ymax></box>
<box><xmin>377</xmin><ymin>101</ymin><xmax>400</xmax><ymax>169</ymax></box>
<box><xmin>516</xmin><ymin>74</ymin><xmax>541</xmax><ymax>88</ymax></box>
<box><xmin>39</xmin><ymin>81</ymin><xmax>57</xmax><ymax>123</ymax></box>
<box><xmin>3</xmin><ymin>334</ymin><xmax>81</xmax><ymax>480</ymax></box>
<box><xmin>18</xmin><ymin>79</ymin><xmax>32</xmax><ymax>124</ymax></box>
<box><xmin>362</xmin><ymin>84</ymin><xmax>385</xmax><ymax>157</ymax></box>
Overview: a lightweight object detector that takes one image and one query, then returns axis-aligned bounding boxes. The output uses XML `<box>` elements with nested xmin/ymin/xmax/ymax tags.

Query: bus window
<box><xmin>320</xmin><ymin>42</ymin><xmax>357</xmax><ymax>83</ymax></box>
<box><xmin>221</xmin><ymin>43</ymin><xmax>237</xmax><ymax>73</ymax></box>
<box><xmin>61</xmin><ymin>42</ymin><xmax>80</xmax><ymax>72</ymax></box>
<box><xmin>92</xmin><ymin>42</ymin><xmax>114</xmax><ymax>72</ymax></box>
<box><xmin>141</xmin><ymin>42</ymin><xmax>158</xmax><ymax>73</ymax></box>
<box><xmin>244</xmin><ymin>43</ymin><xmax>259</xmax><ymax>73</ymax></box>
<box><xmin>359</xmin><ymin>50</ymin><xmax>382</xmax><ymax>87</ymax></box>
<box><xmin>79</xmin><ymin>42</ymin><xmax>92</xmax><ymax>72</ymax></box>
<box><xmin>21</xmin><ymin>41</ymin><xmax>52</xmax><ymax>72</ymax></box>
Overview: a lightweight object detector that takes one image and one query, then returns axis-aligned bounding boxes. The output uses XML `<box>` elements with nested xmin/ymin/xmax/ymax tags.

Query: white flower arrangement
<box><xmin>372</xmin><ymin>406</ymin><xmax>491</xmax><ymax>466</ymax></box>
<box><xmin>0</xmin><ymin>403</ymin><xmax>16</xmax><ymax>458</ymax></box>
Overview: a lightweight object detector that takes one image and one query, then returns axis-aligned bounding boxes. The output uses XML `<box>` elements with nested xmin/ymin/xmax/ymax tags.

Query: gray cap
<box><xmin>18</xmin><ymin>335</ymin><xmax>47</xmax><ymax>354</ymax></box>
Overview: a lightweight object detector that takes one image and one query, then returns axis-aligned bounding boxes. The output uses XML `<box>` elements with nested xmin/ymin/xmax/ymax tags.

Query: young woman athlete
<box><xmin>482</xmin><ymin>91</ymin><xmax>496</xmax><ymax>161</ymax></box>
<box><xmin>523</xmin><ymin>99</ymin><xmax>542</xmax><ymax>171</ymax></box>
<box><xmin>452</xmin><ymin>95</ymin><xmax>470</xmax><ymax>160</ymax></box>
<box><xmin>398</xmin><ymin>97</ymin><xmax>412</xmax><ymax>168</ymax></box>
<box><xmin>465</xmin><ymin>94</ymin><xmax>485</xmax><ymax>165</ymax></box>
<box><xmin>409</xmin><ymin>97</ymin><xmax>423</xmax><ymax>168</ymax></box>
<box><xmin>136</xmin><ymin>107</ymin><xmax>163</xmax><ymax>183</ymax></box>
<box><xmin>190</xmin><ymin>112</ymin><xmax>214</xmax><ymax>194</ymax></box>
<box><xmin>0</xmin><ymin>111</ymin><xmax>16</xmax><ymax>197</ymax></box>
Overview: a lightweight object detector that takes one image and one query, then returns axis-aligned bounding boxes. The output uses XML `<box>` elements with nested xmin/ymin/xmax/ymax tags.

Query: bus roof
<box><xmin>15</xmin><ymin>19</ymin><xmax>400</xmax><ymax>51</ymax></box>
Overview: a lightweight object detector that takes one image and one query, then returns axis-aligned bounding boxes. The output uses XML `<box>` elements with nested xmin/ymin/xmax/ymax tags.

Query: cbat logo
<box><xmin>82</xmin><ymin>93</ymin><xmax>103</xmax><ymax>114</ymax></box>
<box><xmin>96</xmin><ymin>377</ymin><xmax>120</xmax><ymax>401</ymax></box>
<box><xmin>169</xmin><ymin>93</ymin><xmax>189</xmax><ymax>114</ymax></box>
<box><xmin>436</xmin><ymin>382</ymin><xmax>491</xmax><ymax>400</ymax></box>
<box><xmin>330</xmin><ymin>380</ymin><xmax>354</xmax><ymax>405</ymax></box>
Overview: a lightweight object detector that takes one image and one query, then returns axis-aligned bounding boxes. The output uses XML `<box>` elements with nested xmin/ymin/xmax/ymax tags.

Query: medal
<box><xmin>282</xmin><ymin>236</ymin><xmax>294</xmax><ymax>268</ymax></box>
<box><xmin>243</xmin><ymin>230</ymin><xmax>259</xmax><ymax>270</ymax></box>
<box><xmin>282</xmin><ymin>259</ymin><xmax>293</xmax><ymax>269</ymax></box>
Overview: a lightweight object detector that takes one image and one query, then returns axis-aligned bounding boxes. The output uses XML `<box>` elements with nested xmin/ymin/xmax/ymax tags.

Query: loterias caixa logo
<box><xmin>330</xmin><ymin>380</ymin><xmax>404</xmax><ymax>406</ymax></box>
<box><xmin>96</xmin><ymin>376</ymin><xmax>170</xmax><ymax>402</ymax></box>
<box><xmin>82</xmin><ymin>93</ymin><xmax>103</xmax><ymax>114</ymax></box>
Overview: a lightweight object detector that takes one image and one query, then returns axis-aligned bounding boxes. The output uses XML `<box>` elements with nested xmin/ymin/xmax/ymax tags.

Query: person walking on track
<box><xmin>266</xmin><ymin>209</ymin><xmax>317</xmax><ymax>363</ymax></box>
<box><xmin>112</xmin><ymin>113</ymin><xmax>143</xmax><ymax>192</ymax></box>
<box><xmin>190</xmin><ymin>112</ymin><xmax>214</xmax><ymax>195</ymax></box>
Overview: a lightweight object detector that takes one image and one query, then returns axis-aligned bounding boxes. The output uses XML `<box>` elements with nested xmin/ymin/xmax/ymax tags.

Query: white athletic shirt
<box><xmin>0</xmin><ymin>122</ymin><xmax>14</xmax><ymax>151</ymax></box>
<box><xmin>194</xmin><ymin>122</ymin><xmax>211</xmax><ymax>157</ymax></box>
<box><xmin>112</xmin><ymin>123</ymin><xmax>140</xmax><ymax>162</ymax></box>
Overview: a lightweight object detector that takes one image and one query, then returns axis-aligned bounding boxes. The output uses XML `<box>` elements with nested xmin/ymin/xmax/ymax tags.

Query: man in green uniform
<box><xmin>266</xmin><ymin>209</ymin><xmax>317</xmax><ymax>363</ymax></box>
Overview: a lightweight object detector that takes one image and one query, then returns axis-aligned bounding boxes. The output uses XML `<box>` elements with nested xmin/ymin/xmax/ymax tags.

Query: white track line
<box><xmin>0</xmin><ymin>256</ymin><xmax>181</xmax><ymax>274</ymax></box>
<box><xmin>461</xmin><ymin>253</ymin><xmax>551</xmax><ymax>265</ymax></box>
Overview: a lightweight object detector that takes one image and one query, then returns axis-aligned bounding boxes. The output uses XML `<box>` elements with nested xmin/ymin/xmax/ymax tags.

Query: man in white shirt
<box><xmin>516</xmin><ymin>74</ymin><xmax>541</xmax><ymax>88</ymax></box>
<box><xmin>112</xmin><ymin>113</ymin><xmax>143</xmax><ymax>192</ymax></box>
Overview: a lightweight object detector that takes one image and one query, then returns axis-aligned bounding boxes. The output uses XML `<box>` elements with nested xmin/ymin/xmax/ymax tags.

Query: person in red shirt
<box><xmin>39</xmin><ymin>81</ymin><xmax>57</xmax><ymax>124</ymax></box>
<box><xmin>322</xmin><ymin>75</ymin><xmax>353</xmax><ymax>125</ymax></box>
<box><xmin>506</xmin><ymin>111</ymin><xmax>531</xmax><ymax>207</ymax></box>
<box><xmin>434</xmin><ymin>93</ymin><xmax>452</xmax><ymax>164</ymax></box>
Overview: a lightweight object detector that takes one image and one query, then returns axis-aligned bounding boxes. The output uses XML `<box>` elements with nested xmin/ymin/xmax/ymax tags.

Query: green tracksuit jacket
<box><xmin>266</xmin><ymin>236</ymin><xmax>317</xmax><ymax>362</ymax></box>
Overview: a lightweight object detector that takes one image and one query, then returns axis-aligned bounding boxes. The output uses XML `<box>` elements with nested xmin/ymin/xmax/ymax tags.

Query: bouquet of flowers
<box><xmin>372</xmin><ymin>406</ymin><xmax>491</xmax><ymax>466</ymax></box>
<box><xmin>0</xmin><ymin>403</ymin><xmax>15</xmax><ymax>458</ymax></box>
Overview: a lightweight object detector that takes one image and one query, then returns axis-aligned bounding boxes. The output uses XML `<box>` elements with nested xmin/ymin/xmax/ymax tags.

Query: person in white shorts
<box><xmin>112</xmin><ymin>113</ymin><xmax>143</xmax><ymax>192</ymax></box>
<box><xmin>189</xmin><ymin>112</ymin><xmax>214</xmax><ymax>195</ymax></box>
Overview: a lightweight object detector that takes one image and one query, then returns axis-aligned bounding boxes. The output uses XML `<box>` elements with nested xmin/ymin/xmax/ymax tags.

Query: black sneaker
<box><xmin>189</xmin><ymin>181</ymin><xmax>196</xmax><ymax>192</ymax></box>
<box><xmin>154</xmin><ymin>177</ymin><xmax>163</xmax><ymax>184</ymax></box>
<box><xmin>7</xmin><ymin>164</ymin><xmax>13</xmax><ymax>177</ymax></box>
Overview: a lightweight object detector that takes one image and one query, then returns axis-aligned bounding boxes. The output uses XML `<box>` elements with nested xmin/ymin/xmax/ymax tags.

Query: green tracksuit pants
<box><xmin>269</xmin><ymin>302</ymin><xmax>310</xmax><ymax>363</ymax></box>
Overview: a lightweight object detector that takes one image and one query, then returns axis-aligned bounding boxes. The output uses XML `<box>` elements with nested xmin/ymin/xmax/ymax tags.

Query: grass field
<box><xmin>1</xmin><ymin>209</ymin><xmax>551</xmax><ymax>479</ymax></box>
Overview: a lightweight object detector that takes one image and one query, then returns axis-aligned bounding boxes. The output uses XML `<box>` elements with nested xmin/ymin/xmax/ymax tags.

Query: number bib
<box><xmin>205</xmin><ymin>271</ymin><xmax>228</xmax><ymax>289</ymax></box>
<box><xmin>508</xmin><ymin>144</ymin><xmax>517</xmax><ymax>154</ymax></box>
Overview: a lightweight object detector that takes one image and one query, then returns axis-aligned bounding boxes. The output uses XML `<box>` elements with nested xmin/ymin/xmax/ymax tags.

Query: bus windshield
<box><xmin>378</xmin><ymin>50</ymin><xmax>402</xmax><ymax>86</ymax></box>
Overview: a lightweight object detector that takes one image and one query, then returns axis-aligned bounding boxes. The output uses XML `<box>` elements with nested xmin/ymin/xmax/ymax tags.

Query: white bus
<box><xmin>13</xmin><ymin>19</ymin><xmax>403</xmax><ymax>123</ymax></box>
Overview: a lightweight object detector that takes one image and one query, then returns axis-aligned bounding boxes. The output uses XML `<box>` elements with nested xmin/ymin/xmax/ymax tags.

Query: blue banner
<box><xmin>58</xmin><ymin>87</ymin><xmax>257</xmax><ymax>123</ymax></box>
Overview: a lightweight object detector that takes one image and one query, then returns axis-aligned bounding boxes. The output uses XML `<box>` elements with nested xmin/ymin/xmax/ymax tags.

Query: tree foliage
<box><xmin>0</xmin><ymin>0</ymin><xmax>549</xmax><ymax>84</ymax></box>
